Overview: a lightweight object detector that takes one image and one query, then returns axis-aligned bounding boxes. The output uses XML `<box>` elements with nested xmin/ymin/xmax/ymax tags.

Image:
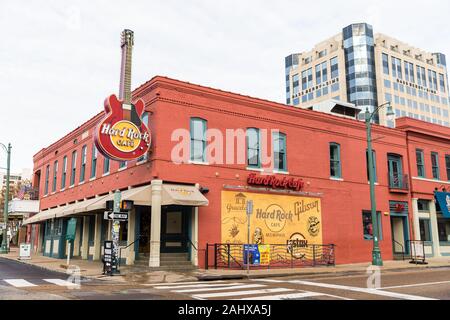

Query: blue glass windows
<box><xmin>331</xmin><ymin>57</ymin><xmax>339</xmax><ymax>79</ymax></box>
<box><xmin>382</xmin><ymin>53</ymin><xmax>389</xmax><ymax>75</ymax></box>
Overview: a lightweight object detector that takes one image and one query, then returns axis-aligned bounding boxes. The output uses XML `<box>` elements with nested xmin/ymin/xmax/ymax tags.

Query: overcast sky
<box><xmin>1</xmin><ymin>0</ymin><xmax>449</xmax><ymax>173</ymax></box>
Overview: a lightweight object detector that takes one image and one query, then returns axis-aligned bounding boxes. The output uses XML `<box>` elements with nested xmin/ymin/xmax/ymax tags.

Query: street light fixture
<box><xmin>365</xmin><ymin>102</ymin><xmax>393</xmax><ymax>266</ymax></box>
<box><xmin>0</xmin><ymin>142</ymin><xmax>11</xmax><ymax>254</ymax></box>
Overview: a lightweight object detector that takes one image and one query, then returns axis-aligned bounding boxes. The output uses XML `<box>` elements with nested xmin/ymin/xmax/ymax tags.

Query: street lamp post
<box><xmin>365</xmin><ymin>103</ymin><xmax>394</xmax><ymax>266</ymax></box>
<box><xmin>0</xmin><ymin>143</ymin><xmax>11</xmax><ymax>254</ymax></box>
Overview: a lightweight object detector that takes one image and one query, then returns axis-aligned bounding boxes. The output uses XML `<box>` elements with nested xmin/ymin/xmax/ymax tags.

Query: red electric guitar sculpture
<box><xmin>94</xmin><ymin>29</ymin><xmax>151</xmax><ymax>161</ymax></box>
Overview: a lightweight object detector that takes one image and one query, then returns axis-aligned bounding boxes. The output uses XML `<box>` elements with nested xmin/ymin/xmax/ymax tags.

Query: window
<box><xmin>52</xmin><ymin>161</ymin><xmax>58</xmax><ymax>193</ymax></box>
<box><xmin>431</xmin><ymin>152</ymin><xmax>440</xmax><ymax>180</ymax></box>
<box><xmin>190</xmin><ymin>118</ymin><xmax>207</xmax><ymax>163</ymax></box>
<box><xmin>418</xmin><ymin>200</ymin><xmax>430</xmax><ymax>212</ymax></box>
<box><xmin>69</xmin><ymin>151</ymin><xmax>77</xmax><ymax>186</ymax></box>
<box><xmin>439</xmin><ymin>74</ymin><xmax>446</xmax><ymax>93</ymax></box>
<box><xmin>392</xmin><ymin>57</ymin><xmax>402</xmax><ymax>79</ymax></box>
<box><xmin>44</xmin><ymin>165</ymin><xmax>50</xmax><ymax>195</ymax></box>
<box><xmin>103</xmin><ymin>156</ymin><xmax>110</xmax><ymax>175</ymax></box>
<box><xmin>437</xmin><ymin>220</ymin><xmax>450</xmax><ymax>242</ymax></box>
<box><xmin>446</xmin><ymin>155</ymin><xmax>450</xmax><ymax>181</ymax></box>
<box><xmin>119</xmin><ymin>160</ymin><xmax>127</xmax><ymax>169</ymax></box>
<box><xmin>137</xmin><ymin>112</ymin><xmax>149</xmax><ymax>162</ymax></box>
<box><xmin>419</xmin><ymin>219</ymin><xmax>432</xmax><ymax>242</ymax></box>
<box><xmin>80</xmin><ymin>145</ymin><xmax>87</xmax><ymax>183</ymax></box>
<box><xmin>329</xmin><ymin>143</ymin><xmax>341</xmax><ymax>179</ymax></box>
<box><xmin>61</xmin><ymin>156</ymin><xmax>67</xmax><ymax>189</ymax></box>
<box><xmin>416</xmin><ymin>149</ymin><xmax>425</xmax><ymax>178</ymax></box>
<box><xmin>388</xmin><ymin>154</ymin><xmax>404</xmax><ymax>189</ymax></box>
<box><xmin>366</xmin><ymin>150</ymin><xmax>377</xmax><ymax>182</ymax></box>
<box><xmin>246</xmin><ymin>128</ymin><xmax>260</xmax><ymax>168</ymax></box>
<box><xmin>382</xmin><ymin>53</ymin><xmax>389</xmax><ymax>75</ymax></box>
<box><xmin>362</xmin><ymin>211</ymin><xmax>382</xmax><ymax>240</ymax></box>
<box><xmin>273</xmin><ymin>132</ymin><xmax>287</xmax><ymax>172</ymax></box>
<box><xmin>90</xmin><ymin>145</ymin><xmax>98</xmax><ymax>179</ymax></box>
<box><xmin>331</xmin><ymin>57</ymin><xmax>339</xmax><ymax>79</ymax></box>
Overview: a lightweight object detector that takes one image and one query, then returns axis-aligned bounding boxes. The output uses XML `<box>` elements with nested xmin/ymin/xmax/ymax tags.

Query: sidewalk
<box><xmin>3</xmin><ymin>248</ymin><xmax>450</xmax><ymax>284</ymax></box>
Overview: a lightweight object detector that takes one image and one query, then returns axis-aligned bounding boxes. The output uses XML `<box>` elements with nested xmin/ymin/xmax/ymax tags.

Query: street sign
<box><xmin>246</xmin><ymin>200</ymin><xmax>254</xmax><ymax>216</ymax></box>
<box><xmin>66</xmin><ymin>218</ymin><xmax>77</xmax><ymax>241</ymax></box>
<box><xmin>104</xmin><ymin>211</ymin><xmax>128</xmax><ymax>221</ymax></box>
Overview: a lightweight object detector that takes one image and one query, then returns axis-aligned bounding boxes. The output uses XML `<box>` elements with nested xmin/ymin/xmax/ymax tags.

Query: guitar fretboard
<box><xmin>119</xmin><ymin>30</ymin><xmax>134</xmax><ymax>106</ymax></box>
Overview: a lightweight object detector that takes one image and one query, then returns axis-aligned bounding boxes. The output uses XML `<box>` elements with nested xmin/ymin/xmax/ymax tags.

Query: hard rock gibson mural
<box><xmin>221</xmin><ymin>191</ymin><xmax>323</xmax><ymax>246</ymax></box>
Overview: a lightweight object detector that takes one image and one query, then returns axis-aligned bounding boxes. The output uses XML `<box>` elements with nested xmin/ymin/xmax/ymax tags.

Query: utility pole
<box><xmin>0</xmin><ymin>143</ymin><xmax>11</xmax><ymax>254</ymax></box>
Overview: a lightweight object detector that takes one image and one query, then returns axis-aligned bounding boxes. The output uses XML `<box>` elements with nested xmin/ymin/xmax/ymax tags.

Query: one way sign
<box><xmin>104</xmin><ymin>211</ymin><xmax>128</xmax><ymax>221</ymax></box>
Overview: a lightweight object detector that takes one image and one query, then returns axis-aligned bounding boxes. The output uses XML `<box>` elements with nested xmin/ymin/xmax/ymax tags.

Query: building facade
<box><xmin>24</xmin><ymin>76</ymin><xmax>450</xmax><ymax>269</ymax></box>
<box><xmin>285</xmin><ymin>23</ymin><xmax>450</xmax><ymax>128</ymax></box>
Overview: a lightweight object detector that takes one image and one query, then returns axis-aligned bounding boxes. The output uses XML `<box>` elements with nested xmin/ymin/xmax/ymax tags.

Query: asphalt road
<box><xmin>1</xmin><ymin>257</ymin><xmax>450</xmax><ymax>300</ymax></box>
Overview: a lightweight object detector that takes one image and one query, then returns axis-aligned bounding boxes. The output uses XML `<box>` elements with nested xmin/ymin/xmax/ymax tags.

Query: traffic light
<box><xmin>120</xmin><ymin>200</ymin><xmax>134</xmax><ymax>211</ymax></box>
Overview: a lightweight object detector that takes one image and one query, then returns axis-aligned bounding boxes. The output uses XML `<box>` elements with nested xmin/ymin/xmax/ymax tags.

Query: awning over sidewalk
<box><xmin>435</xmin><ymin>191</ymin><xmax>450</xmax><ymax>218</ymax></box>
<box><xmin>162</xmin><ymin>184</ymin><xmax>209</xmax><ymax>206</ymax></box>
<box><xmin>22</xmin><ymin>183</ymin><xmax>208</xmax><ymax>225</ymax></box>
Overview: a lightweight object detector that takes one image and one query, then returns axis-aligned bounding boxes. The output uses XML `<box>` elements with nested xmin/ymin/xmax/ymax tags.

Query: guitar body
<box><xmin>94</xmin><ymin>94</ymin><xmax>151</xmax><ymax>161</ymax></box>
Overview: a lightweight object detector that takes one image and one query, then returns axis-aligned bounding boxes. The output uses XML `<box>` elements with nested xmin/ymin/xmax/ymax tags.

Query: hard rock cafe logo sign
<box><xmin>94</xmin><ymin>95</ymin><xmax>151</xmax><ymax>161</ymax></box>
<box><xmin>247</xmin><ymin>173</ymin><xmax>304</xmax><ymax>192</ymax></box>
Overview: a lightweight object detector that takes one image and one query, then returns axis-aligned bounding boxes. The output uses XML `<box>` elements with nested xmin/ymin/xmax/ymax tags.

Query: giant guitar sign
<box><xmin>95</xmin><ymin>29</ymin><xmax>151</xmax><ymax>161</ymax></box>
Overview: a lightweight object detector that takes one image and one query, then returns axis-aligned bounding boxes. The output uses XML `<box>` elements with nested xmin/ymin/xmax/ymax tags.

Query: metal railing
<box><xmin>117</xmin><ymin>235</ymin><xmax>142</xmax><ymax>271</ymax></box>
<box><xmin>388</xmin><ymin>173</ymin><xmax>409</xmax><ymax>190</ymax></box>
<box><xmin>205</xmin><ymin>243</ymin><xmax>335</xmax><ymax>270</ymax></box>
<box><xmin>392</xmin><ymin>239</ymin><xmax>405</xmax><ymax>261</ymax></box>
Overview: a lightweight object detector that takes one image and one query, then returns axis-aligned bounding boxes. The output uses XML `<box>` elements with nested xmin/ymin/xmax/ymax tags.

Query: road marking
<box><xmin>236</xmin><ymin>292</ymin><xmax>323</xmax><ymax>300</ymax></box>
<box><xmin>174</xmin><ymin>284</ymin><xmax>266</xmax><ymax>293</ymax></box>
<box><xmin>287</xmin><ymin>280</ymin><xmax>437</xmax><ymax>300</ymax></box>
<box><xmin>382</xmin><ymin>280</ymin><xmax>450</xmax><ymax>290</ymax></box>
<box><xmin>143</xmin><ymin>281</ymin><xmax>223</xmax><ymax>286</ymax></box>
<box><xmin>154</xmin><ymin>282</ymin><xmax>241</xmax><ymax>290</ymax></box>
<box><xmin>3</xmin><ymin>279</ymin><xmax>37</xmax><ymax>288</ymax></box>
<box><xmin>192</xmin><ymin>288</ymin><xmax>293</xmax><ymax>299</ymax></box>
<box><xmin>43</xmin><ymin>279</ymin><xmax>78</xmax><ymax>287</ymax></box>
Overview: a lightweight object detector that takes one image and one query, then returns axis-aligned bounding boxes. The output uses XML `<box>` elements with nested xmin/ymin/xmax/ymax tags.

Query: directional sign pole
<box><xmin>246</xmin><ymin>200</ymin><xmax>253</xmax><ymax>276</ymax></box>
<box><xmin>111</xmin><ymin>190</ymin><xmax>121</xmax><ymax>275</ymax></box>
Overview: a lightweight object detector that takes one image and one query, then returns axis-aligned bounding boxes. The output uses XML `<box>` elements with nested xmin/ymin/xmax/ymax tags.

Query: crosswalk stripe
<box><xmin>174</xmin><ymin>284</ymin><xmax>266</xmax><ymax>293</ymax></box>
<box><xmin>3</xmin><ymin>279</ymin><xmax>37</xmax><ymax>288</ymax></box>
<box><xmin>192</xmin><ymin>288</ymin><xmax>294</xmax><ymax>299</ymax></box>
<box><xmin>154</xmin><ymin>282</ymin><xmax>241</xmax><ymax>290</ymax></box>
<box><xmin>236</xmin><ymin>292</ymin><xmax>323</xmax><ymax>300</ymax></box>
<box><xmin>43</xmin><ymin>279</ymin><xmax>78</xmax><ymax>287</ymax></box>
<box><xmin>143</xmin><ymin>281</ymin><xmax>222</xmax><ymax>287</ymax></box>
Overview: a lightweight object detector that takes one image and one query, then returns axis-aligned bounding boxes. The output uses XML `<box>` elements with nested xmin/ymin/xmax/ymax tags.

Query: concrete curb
<box><xmin>196</xmin><ymin>264</ymin><xmax>450</xmax><ymax>281</ymax></box>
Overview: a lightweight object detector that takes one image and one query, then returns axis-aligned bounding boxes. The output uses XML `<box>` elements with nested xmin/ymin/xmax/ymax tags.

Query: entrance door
<box><xmin>161</xmin><ymin>206</ymin><xmax>189</xmax><ymax>253</ymax></box>
<box><xmin>391</xmin><ymin>216</ymin><xmax>408</xmax><ymax>254</ymax></box>
<box><xmin>138</xmin><ymin>207</ymin><xmax>151</xmax><ymax>254</ymax></box>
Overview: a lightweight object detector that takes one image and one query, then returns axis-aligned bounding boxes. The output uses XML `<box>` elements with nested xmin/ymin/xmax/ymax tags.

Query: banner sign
<box><xmin>221</xmin><ymin>191</ymin><xmax>322</xmax><ymax>247</ymax></box>
<box><xmin>435</xmin><ymin>191</ymin><xmax>450</xmax><ymax>218</ymax></box>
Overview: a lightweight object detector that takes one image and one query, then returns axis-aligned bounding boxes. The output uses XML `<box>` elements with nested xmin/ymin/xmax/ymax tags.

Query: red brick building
<box><xmin>24</xmin><ymin>76</ymin><xmax>450</xmax><ymax>269</ymax></box>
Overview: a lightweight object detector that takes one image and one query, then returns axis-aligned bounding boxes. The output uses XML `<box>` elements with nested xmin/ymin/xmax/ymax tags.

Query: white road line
<box><xmin>142</xmin><ymin>281</ymin><xmax>224</xmax><ymax>286</ymax></box>
<box><xmin>382</xmin><ymin>280</ymin><xmax>450</xmax><ymax>290</ymax></box>
<box><xmin>289</xmin><ymin>280</ymin><xmax>437</xmax><ymax>300</ymax></box>
<box><xmin>43</xmin><ymin>279</ymin><xmax>78</xmax><ymax>287</ymax></box>
<box><xmin>236</xmin><ymin>292</ymin><xmax>323</xmax><ymax>300</ymax></box>
<box><xmin>192</xmin><ymin>288</ymin><xmax>294</xmax><ymax>299</ymax></box>
<box><xmin>174</xmin><ymin>284</ymin><xmax>267</xmax><ymax>293</ymax></box>
<box><xmin>154</xmin><ymin>282</ymin><xmax>241</xmax><ymax>290</ymax></box>
<box><xmin>3</xmin><ymin>279</ymin><xmax>37</xmax><ymax>288</ymax></box>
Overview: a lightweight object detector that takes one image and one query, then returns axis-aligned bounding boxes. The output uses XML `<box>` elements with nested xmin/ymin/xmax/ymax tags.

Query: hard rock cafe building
<box><xmin>24</xmin><ymin>76</ymin><xmax>450</xmax><ymax>269</ymax></box>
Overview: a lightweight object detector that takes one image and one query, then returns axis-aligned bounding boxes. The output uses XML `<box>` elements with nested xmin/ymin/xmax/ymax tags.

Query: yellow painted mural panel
<box><xmin>221</xmin><ymin>191</ymin><xmax>322</xmax><ymax>246</ymax></box>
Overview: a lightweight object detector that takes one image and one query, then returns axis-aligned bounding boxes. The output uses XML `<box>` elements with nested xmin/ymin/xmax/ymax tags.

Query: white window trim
<box><xmin>118</xmin><ymin>166</ymin><xmax>127</xmax><ymax>172</ymax></box>
<box><xmin>136</xmin><ymin>158</ymin><xmax>148</xmax><ymax>166</ymax></box>
<box><xmin>412</xmin><ymin>177</ymin><xmax>450</xmax><ymax>184</ymax></box>
<box><xmin>89</xmin><ymin>177</ymin><xmax>96</xmax><ymax>182</ymax></box>
<box><xmin>189</xmin><ymin>160</ymin><xmax>210</xmax><ymax>166</ymax></box>
<box><xmin>330</xmin><ymin>177</ymin><xmax>344</xmax><ymax>182</ymax></box>
<box><xmin>78</xmin><ymin>181</ymin><xmax>85</xmax><ymax>186</ymax></box>
<box><xmin>246</xmin><ymin>167</ymin><xmax>264</xmax><ymax>172</ymax></box>
<box><xmin>272</xmin><ymin>170</ymin><xmax>290</xmax><ymax>175</ymax></box>
<box><xmin>102</xmin><ymin>172</ymin><xmax>110</xmax><ymax>177</ymax></box>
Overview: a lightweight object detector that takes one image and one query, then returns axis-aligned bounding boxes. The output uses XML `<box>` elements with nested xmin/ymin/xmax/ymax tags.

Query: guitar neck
<box><xmin>119</xmin><ymin>30</ymin><xmax>134</xmax><ymax>107</ymax></box>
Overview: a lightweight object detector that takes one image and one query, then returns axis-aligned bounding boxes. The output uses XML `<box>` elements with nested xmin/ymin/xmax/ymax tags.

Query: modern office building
<box><xmin>285</xmin><ymin>23</ymin><xmax>450</xmax><ymax>128</ymax></box>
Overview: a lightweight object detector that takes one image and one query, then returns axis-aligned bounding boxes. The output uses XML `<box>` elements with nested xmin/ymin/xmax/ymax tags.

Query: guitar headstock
<box><xmin>121</xmin><ymin>29</ymin><xmax>134</xmax><ymax>48</ymax></box>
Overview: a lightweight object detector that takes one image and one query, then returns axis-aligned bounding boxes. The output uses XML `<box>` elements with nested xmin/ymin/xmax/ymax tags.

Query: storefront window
<box><xmin>419</xmin><ymin>219</ymin><xmax>431</xmax><ymax>242</ymax></box>
<box><xmin>417</xmin><ymin>200</ymin><xmax>430</xmax><ymax>212</ymax></box>
<box><xmin>438</xmin><ymin>220</ymin><xmax>450</xmax><ymax>242</ymax></box>
<box><xmin>362</xmin><ymin>211</ymin><xmax>382</xmax><ymax>240</ymax></box>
